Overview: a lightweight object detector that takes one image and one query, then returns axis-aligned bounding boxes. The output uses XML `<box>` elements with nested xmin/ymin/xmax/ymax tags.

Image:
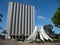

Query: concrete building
<box><xmin>6</xmin><ymin>2</ymin><xmax>35</xmax><ymax>40</ymax></box>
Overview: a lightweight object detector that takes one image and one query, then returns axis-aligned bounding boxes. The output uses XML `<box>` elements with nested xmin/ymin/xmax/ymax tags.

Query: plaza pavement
<box><xmin>0</xmin><ymin>40</ymin><xmax>60</xmax><ymax>45</ymax></box>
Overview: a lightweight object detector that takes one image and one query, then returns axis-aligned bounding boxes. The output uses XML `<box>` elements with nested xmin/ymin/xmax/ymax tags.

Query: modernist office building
<box><xmin>6</xmin><ymin>2</ymin><xmax>35</xmax><ymax>40</ymax></box>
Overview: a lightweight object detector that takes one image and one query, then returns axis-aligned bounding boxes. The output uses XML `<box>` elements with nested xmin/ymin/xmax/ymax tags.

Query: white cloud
<box><xmin>37</xmin><ymin>16</ymin><xmax>46</xmax><ymax>19</ymax></box>
<box><xmin>37</xmin><ymin>15</ymin><xmax>51</xmax><ymax>21</ymax></box>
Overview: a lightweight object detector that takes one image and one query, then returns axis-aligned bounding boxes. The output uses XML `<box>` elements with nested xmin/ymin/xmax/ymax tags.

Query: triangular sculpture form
<box><xmin>25</xmin><ymin>26</ymin><xmax>53</xmax><ymax>42</ymax></box>
<box><xmin>25</xmin><ymin>26</ymin><xmax>38</xmax><ymax>41</ymax></box>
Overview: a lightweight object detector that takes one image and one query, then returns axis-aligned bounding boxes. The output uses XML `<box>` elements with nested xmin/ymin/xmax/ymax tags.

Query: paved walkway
<box><xmin>0</xmin><ymin>40</ymin><xmax>60</xmax><ymax>45</ymax></box>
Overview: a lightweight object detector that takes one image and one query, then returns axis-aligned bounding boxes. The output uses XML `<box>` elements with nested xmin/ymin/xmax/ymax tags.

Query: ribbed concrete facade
<box><xmin>6</xmin><ymin>2</ymin><xmax>35</xmax><ymax>40</ymax></box>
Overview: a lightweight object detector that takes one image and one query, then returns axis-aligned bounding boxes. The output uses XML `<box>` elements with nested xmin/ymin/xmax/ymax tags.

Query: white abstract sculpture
<box><xmin>25</xmin><ymin>26</ymin><xmax>53</xmax><ymax>42</ymax></box>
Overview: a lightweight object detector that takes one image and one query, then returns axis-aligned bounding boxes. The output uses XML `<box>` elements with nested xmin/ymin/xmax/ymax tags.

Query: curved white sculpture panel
<box><xmin>26</xmin><ymin>26</ymin><xmax>37</xmax><ymax>41</ymax></box>
<box><xmin>40</xmin><ymin>26</ymin><xmax>49</xmax><ymax>40</ymax></box>
<box><xmin>40</xmin><ymin>33</ymin><xmax>44</xmax><ymax>41</ymax></box>
<box><xmin>40</xmin><ymin>26</ymin><xmax>53</xmax><ymax>41</ymax></box>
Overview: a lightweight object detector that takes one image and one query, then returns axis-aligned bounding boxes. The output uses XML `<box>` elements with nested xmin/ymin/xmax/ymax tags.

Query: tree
<box><xmin>43</xmin><ymin>24</ymin><xmax>53</xmax><ymax>34</ymax></box>
<box><xmin>52</xmin><ymin>7</ymin><xmax>60</xmax><ymax>28</ymax></box>
<box><xmin>57</xmin><ymin>33</ymin><xmax>60</xmax><ymax>39</ymax></box>
<box><xmin>43</xmin><ymin>24</ymin><xmax>56</xmax><ymax>39</ymax></box>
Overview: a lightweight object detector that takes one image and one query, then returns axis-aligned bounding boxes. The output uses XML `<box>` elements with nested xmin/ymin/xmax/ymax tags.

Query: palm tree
<box><xmin>0</xmin><ymin>14</ymin><xmax>3</xmax><ymax>30</ymax></box>
<box><xmin>0</xmin><ymin>14</ymin><xmax>3</xmax><ymax>39</ymax></box>
<box><xmin>0</xmin><ymin>14</ymin><xmax>3</xmax><ymax>22</ymax></box>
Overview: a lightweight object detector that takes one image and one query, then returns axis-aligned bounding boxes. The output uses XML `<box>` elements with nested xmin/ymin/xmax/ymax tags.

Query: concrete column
<box><xmin>6</xmin><ymin>2</ymin><xmax>13</xmax><ymax>36</ymax></box>
<box><xmin>22</xmin><ymin>4</ymin><xmax>24</xmax><ymax>34</ymax></box>
<box><xmin>28</xmin><ymin>5</ymin><xmax>30</xmax><ymax>36</ymax></box>
<box><xmin>31</xmin><ymin>6</ymin><xmax>35</xmax><ymax>34</ymax></box>
<box><xmin>33</xmin><ymin>6</ymin><xmax>35</xmax><ymax>33</ymax></box>
<box><xmin>15</xmin><ymin>3</ymin><xmax>19</xmax><ymax>35</ymax></box>
<box><xmin>12</xmin><ymin>3</ymin><xmax>16</xmax><ymax>35</ymax></box>
<box><xmin>25</xmin><ymin>5</ymin><xmax>27</xmax><ymax>36</ymax></box>
<box><xmin>31</xmin><ymin>6</ymin><xmax>33</xmax><ymax>34</ymax></box>
<box><xmin>18</xmin><ymin>4</ymin><xmax>22</xmax><ymax>36</ymax></box>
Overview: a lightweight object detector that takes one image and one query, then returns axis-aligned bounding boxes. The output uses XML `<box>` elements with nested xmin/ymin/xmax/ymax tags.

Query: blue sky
<box><xmin>0</xmin><ymin>0</ymin><xmax>60</xmax><ymax>34</ymax></box>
